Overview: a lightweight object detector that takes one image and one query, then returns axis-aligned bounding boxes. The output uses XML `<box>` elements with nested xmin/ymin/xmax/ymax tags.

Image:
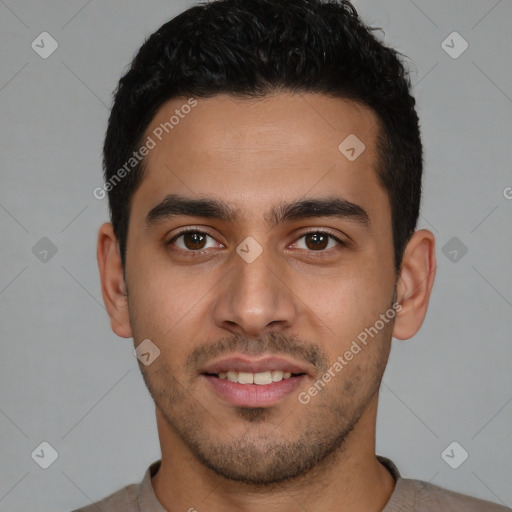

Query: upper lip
<box><xmin>201</xmin><ymin>355</ymin><xmax>311</xmax><ymax>376</ymax></box>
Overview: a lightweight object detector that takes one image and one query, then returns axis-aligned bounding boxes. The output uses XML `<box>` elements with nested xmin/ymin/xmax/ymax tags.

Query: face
<box><xmin>116</xmin><ymin>93</ymin><xmax>401</xmax><ymax>483</ymax></box>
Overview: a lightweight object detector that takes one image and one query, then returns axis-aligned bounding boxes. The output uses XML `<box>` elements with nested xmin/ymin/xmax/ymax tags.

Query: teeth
<box><xmin>238</xmin><ymin>372</ymin><xmax>254</xmax><ymax>384</ymax></box>
<box><xmin>216</xmin><ymin>370</ymin><xmax>295</xmax><ymax>384</ymax></box>
<box><xmin>254</xmin><ymin>371</ymin><xmax>272</xmax><ymax>385</ymax></box>
<box><xmin>271</xmin><ymin>370</ymin><xmax>283</xmax><ymax>381</ymax></box>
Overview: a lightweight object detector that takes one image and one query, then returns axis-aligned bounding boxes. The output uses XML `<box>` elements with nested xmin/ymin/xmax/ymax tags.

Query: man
<box><xmin>75</xmin><ymin>0</ymin><xmax>509</xmax><ymax>510</ymax></box>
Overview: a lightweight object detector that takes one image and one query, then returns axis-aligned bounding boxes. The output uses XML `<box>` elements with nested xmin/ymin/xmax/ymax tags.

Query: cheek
<box><xmin>309</xmin><ymin>268</ymin><xmax>393</xmax><ymax>354</ymax></box>
<box><xmin>126</xmin><ymin>259</ymin><xmax>214</xmax><ymax>341</ymax></box>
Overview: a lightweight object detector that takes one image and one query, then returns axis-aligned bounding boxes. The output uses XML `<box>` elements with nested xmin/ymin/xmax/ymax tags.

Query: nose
<box><xmin>212</xmin><ymin>245</ymin><xmax>298</xmax><ymax>338</ymax></box>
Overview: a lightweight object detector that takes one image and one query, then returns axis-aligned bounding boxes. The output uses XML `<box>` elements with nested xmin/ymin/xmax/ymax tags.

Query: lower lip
<box><xmin>202</xmin><ymin>374</ymin><xmax>306</xmax><ymax>407</ymax></box>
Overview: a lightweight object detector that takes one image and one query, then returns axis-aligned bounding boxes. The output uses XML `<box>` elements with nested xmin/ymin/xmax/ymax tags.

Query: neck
<box><xmin>151</xmin><ymin>397</ymin><xmax>395</xmax><ymax>512</ymax></box>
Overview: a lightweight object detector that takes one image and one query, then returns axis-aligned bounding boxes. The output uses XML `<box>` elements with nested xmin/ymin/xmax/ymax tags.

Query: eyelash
<box><xmin>167</xmin><ymin>228</ymin><xmax>347</xmax><ymax>255</ymax></box>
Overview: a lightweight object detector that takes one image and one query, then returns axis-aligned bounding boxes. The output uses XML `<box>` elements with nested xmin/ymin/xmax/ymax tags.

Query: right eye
<box><xmin>168</xmin><ymin>229</ymin><xmax>223</xmax><ymax>253</ymax></box>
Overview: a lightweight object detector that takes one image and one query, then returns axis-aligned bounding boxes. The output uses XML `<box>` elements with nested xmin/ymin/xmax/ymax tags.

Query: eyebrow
<box><xmin>145</xmin><ymin>193</ymin><xmax>370</xmax><ymax>229</ymax></box>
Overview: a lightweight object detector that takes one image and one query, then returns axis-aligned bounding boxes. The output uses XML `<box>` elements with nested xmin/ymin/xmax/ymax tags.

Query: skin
<box><xmin>97</xmin><ymin>93</ymin><xmax>436</xmax><ymax>512</ymax></box>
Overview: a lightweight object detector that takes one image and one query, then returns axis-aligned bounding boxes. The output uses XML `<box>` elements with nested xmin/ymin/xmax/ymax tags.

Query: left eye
<box><xmin>293</xmin><ymin>232</ymin><xmax>341</xmax><ymax>251</ymax></box>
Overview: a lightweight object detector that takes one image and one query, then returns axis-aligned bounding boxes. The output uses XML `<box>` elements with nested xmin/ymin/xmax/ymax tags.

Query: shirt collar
<box><xmin>136</xmin><ymin>459</ymin><xmax>166</xmax><ymax>512</ymax></box>
<box><xmin>136</xmin><ymin>456</ymin><xmax>409</xmax><ymax>512</ymax></box>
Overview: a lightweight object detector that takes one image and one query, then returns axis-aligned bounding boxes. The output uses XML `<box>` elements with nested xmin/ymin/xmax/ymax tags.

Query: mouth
<box><xmin>203</xmin><ymin>370</ymin><xmax>304</xmax><ymax>384</ymax></box>
<box><xmin>200</xmin><ymin>355</ymin><xmax>310</xmax><ymax>407</ymax></box>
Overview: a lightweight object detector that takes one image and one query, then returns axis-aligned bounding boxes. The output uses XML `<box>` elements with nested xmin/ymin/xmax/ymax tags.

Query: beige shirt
<box><xmin>71</xmin><ymin>456</ymin><xmax>510</xmax><ymax>511</ymax></box>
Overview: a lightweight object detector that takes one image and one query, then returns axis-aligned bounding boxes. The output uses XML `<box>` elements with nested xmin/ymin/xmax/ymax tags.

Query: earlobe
<box><xmin>97</xmin><ymin>222</ymin><xmax>132</xmax><ymax>338</ymax></box>
<box><xmin>392</xmin><ymin>229</ymin><xmax>436</xmax><ymax>340</ymax></box>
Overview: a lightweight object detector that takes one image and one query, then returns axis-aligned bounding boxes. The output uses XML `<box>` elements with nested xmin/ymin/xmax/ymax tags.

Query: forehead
<box><xmin>132</xmin><ymin>93</ymin><xmax>388</xmax><ymax>223</ymax></box>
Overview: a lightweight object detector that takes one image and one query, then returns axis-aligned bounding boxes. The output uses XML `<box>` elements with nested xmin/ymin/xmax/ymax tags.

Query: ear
<box><xmin>97</xmin><ymin>222</ymin><xmax>132</xmax><ymax>338</ymax></box>
<box><xmin>392</xmin><ymin>229</ymin><xmax>436</xmax><ymax>340</ymax></box>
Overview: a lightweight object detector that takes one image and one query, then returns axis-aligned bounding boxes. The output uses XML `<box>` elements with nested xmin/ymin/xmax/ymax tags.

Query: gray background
<box><xmin>0</xmin><ymin>0</ymin><xmax>511</xmax><ymax>510</ymax></box>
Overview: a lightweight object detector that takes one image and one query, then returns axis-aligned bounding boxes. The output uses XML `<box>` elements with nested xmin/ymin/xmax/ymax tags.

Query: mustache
<box><xmin>186</xmin><ymin>331</ymin><xmax>330</xmax><ymax>374</ymax></box>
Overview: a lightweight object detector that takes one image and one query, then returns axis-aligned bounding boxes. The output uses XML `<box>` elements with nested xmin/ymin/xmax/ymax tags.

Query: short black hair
<box><xmin>103</xmin><ymin>0</ymin><xmax>422</xmax><ymax>273</ymax></box>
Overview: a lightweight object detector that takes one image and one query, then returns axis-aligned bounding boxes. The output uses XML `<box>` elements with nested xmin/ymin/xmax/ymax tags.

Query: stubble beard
<box><xmin>138</xmin><ymin>342</ymin><xmax>390</xmax><ymax>486</ymax></box>
<box><xmin>129</xmin><ymin>291</ymin><xmax>395</xmax><ymax>486</ymax></box>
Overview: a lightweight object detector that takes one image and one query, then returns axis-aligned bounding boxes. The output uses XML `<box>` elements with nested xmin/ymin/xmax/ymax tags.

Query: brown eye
<box><xmin>294</xmin><ymin>231</ymin><xmax>342</xmax><ymax>252</ymax></box>
<box><xmin>304</xmin><ymin>232</ymin><xmax>329</xmax><ymax>250</ymax></box>
<box><xmin>184</xmin><ymin>232</ymin><xmax>207</xmax><ymax>249</ymax></box>
<box><xmin>170</xmin><ymin>230</ymin><xmax>218</xmax><ymax>251</ymax></box>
